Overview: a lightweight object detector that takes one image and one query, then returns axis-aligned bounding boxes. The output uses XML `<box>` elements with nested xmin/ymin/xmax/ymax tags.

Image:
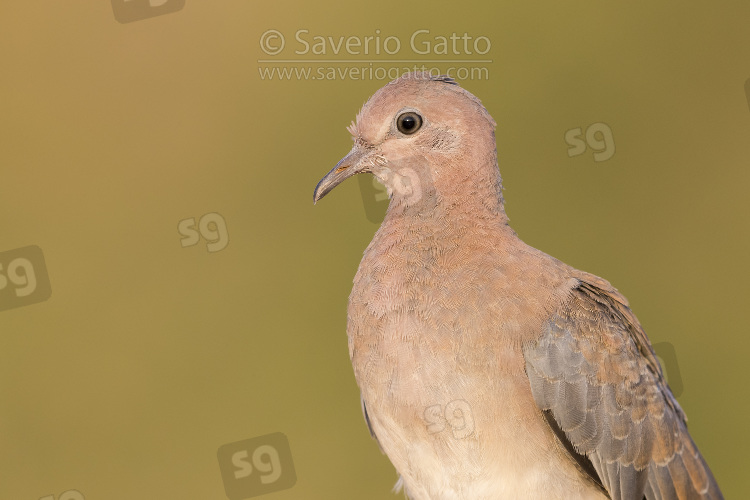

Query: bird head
<box><xmin>313</xmin><ymin>72</ymin><xmax>504</xmax><ymax>218</ymax></box>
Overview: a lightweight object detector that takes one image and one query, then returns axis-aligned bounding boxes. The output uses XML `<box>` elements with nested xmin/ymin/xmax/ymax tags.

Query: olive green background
<box><xmin>1</xmin><ymin>1</ymin><xmax>748</xmax><ymax>499</ymax></box>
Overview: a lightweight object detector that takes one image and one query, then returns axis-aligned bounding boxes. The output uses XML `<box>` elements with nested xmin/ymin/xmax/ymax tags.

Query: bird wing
<box><xmin>361</xmin><ymin>397</ymin><xmax>410</xmax><ymax>495</ymax></box>
<box><xmin>360</xmin><ymin>396</ymin><xmax>382</xmax><ymax>448</ymax></box>
<box><xmin>523</xmin><ymin>275</ymin><xmax>723</xmax><ymax>500</ymax></box>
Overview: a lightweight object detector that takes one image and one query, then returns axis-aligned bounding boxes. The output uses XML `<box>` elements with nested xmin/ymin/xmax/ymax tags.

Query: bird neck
<box><xmin>379</xmin><ymin>179</ymin><xmax>511</xmax><ymax>245</ymax></box>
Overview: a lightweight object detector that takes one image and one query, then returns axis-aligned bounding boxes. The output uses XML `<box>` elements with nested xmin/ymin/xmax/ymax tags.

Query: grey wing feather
<box><xmin>361</xmin><ymin>397</ymin><xmax>410</xmax><ymax>497</ymax></box>
<box><xmin>524</xmin><ymin>278</ymin><xmax>723</xmax><ymax>500</ymax></box>
<box><xmin>361</xmin><ymin>396</ymin><xmax>383</xmax><ymax>449</ymax></box>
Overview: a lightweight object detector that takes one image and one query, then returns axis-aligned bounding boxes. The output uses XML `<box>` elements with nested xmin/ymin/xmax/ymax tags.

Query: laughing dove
<box><xmin>313</xmin><ymin>72</ymin><xmax>723</xmax><ymax>500</ymax></box>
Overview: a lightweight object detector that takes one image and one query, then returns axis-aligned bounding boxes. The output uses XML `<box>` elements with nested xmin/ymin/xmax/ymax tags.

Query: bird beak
<box><xmin>313</xmin><ymin>145</ymin><xmax>374</xmax><ymax>203</ymax></box>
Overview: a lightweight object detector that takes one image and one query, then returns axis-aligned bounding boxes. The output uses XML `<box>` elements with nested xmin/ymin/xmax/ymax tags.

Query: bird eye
<box><xmin>396</xmin><ymin>112</ymin><xmax>423</xmax><ymax>135</ymax></box>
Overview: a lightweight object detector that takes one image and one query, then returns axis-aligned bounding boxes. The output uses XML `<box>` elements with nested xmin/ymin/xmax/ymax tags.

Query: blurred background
<box><xmin>1</xmin><ymin>1</ymin><xmax>748</xmax><ymax>498</ymax></box>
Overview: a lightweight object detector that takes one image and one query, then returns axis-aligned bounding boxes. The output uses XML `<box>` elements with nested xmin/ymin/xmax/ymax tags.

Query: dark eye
<box><xmin>396</xmin><ymin>112</ymin><xmax>423</xmax><ymax>135</ymax></box>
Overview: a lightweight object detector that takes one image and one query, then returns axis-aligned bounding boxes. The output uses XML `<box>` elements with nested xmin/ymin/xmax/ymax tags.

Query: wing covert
<box><xmin>524</xmin><ymin>278</ymin><xmax>723</xmax><ymax>500</ymax></box>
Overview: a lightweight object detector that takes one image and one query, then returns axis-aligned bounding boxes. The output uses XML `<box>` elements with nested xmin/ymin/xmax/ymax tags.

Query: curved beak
<box><xmin>313</xmin><ymin>145</ymin><xmax>374</xmax><ymax>203</ymax></box>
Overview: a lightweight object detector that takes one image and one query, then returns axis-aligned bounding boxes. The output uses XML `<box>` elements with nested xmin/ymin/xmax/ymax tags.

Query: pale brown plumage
<box><xmin>314</xmin><ymin>72</ymin><xmax>723</xmax><ymax>499</ymax></box>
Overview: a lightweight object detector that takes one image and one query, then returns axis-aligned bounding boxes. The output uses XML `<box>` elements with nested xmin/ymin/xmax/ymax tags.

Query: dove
<box><xmin>313</xmin><ymin>72</ymin><xmax>723</xmax><ymax>500</ymax></box>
